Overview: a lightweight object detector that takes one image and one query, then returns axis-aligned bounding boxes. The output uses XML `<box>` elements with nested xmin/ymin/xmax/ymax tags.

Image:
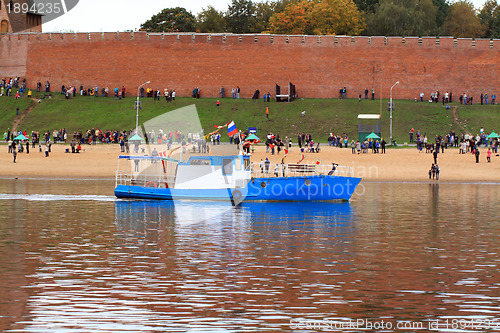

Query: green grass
<box><xmin>1</xmin><ymin>92</ymin><xmax>499</xmax><ymax>142</ymax></box>
<box><xmin>0</xmin><ymin>96</ymin><xmax>33</xmax><ymax>132</ymax></box>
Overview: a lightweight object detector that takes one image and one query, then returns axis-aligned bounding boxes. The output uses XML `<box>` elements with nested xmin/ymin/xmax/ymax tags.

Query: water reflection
<box><xmin>0</xmin><ymin>181</ymin><xmax>499</xmax><ymax>332</ymax></box>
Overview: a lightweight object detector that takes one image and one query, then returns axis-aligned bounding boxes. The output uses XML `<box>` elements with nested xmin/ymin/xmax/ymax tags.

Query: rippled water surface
<box><xmin>0</xmin><ymin>179</ymin><xmax>499</xmax><ymax>332</ymax></box>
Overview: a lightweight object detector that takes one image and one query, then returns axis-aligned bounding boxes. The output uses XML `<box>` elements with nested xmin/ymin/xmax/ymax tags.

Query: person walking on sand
<box><xmin>487</xmin><ymin>148</ymin><xmax>491</xmax><ymax>162</ymax></box>
<box><xmin>433</xmin><ymin>149</ymin><xmax>438</xmax><ymax>164</ymax></box>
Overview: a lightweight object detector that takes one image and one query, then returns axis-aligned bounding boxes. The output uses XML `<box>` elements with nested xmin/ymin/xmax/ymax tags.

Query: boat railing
<box><xmin>115</xmin><ymin>170</ymin><xmax>175</xmax><ymax>189</ymax></box>
<box><xmin>115</xmin><ymin>170</ymin><xmax>130</xmax><ymax>187</ymax></box>
<box><xmin>250</xmin><ymin>163</ymin><xmax>354</xmax><ymax>178</ymax></box>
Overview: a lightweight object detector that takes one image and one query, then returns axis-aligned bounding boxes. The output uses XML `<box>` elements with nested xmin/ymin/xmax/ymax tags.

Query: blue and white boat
<box><xmin>114</xmin><ymin>153</ymin><xmax>361</xmax><ymax>203</ymax></box>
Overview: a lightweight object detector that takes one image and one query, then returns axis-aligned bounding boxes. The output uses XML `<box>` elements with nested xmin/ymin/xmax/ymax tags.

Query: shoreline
<box><xmin>1</xmin><ymin>178</ymin><xmax>499</xmax><ymax>185</ymax></box>
<box><xmin>0</xmin><ymin>144</ymin><xmax>498</xmax><ymax>183</ymax></box>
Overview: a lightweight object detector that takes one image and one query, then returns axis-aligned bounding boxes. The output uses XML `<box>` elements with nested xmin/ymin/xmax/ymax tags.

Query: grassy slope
<box><xmin>1</xmin><ymin>92</ymin><xmax>499</xmax><ymax>142</ymax></box>
<box><xmin>0</xmin><ymin>97</ymin><xmax>33</xmax><ymax>131</ymax></box>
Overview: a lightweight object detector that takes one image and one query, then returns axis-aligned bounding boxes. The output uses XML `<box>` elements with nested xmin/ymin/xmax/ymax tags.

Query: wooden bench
<box><xmin>287</xmin><ymin>164</ymin><xmax>316</xmax><ymax>174</ymax></box>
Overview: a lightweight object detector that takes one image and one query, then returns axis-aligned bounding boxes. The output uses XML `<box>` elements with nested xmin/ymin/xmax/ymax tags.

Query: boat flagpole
<box><xmin>238</xmin><ymin>130</ymin><xmax>243</xmax><ymax>154</ymax></box>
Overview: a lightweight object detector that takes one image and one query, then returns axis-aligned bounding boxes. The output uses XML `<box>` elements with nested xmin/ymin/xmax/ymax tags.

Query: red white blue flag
<box><xmin>227</xmin><ymin>121</ymin><xmax>238</xmax><ymax>136</ymax></box>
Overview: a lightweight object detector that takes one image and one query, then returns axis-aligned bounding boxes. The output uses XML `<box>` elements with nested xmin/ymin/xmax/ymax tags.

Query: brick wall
<box><xmin>0</xmin><ymin>33</ymin><xmax>29</xmax><ymax>76</ymax></box>
<box><xmin>1</xmin><ymin>32</ymin><xmax>499</xmax><ymax>99</ymax></box>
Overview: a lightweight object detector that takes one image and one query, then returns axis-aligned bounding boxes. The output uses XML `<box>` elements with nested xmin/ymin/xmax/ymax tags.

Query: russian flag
<box><xmin>227</xmin><ymin>121</ymin><xmax>238</xmax><ymax>136</ymax></box>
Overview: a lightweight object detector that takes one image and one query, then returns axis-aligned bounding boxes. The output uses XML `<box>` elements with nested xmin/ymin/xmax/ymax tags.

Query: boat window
<box><xmin>244</xmin><ymin>158</ymin><xmax>251</xmax><ymax>170</ymax></box>
<box><xmin>190</xmin><ymin>159</ymin><xmax>211</xmax><ymax>166</ymax></box>
<box><xmin>235</xmin><ymin>158</ymin><xmax>241</xmax><ymax>171</ymax></box>
<box><xmin>222</xmin><ymin>159</ymin><xmax>232</xmax><ymax>175</ymax></box>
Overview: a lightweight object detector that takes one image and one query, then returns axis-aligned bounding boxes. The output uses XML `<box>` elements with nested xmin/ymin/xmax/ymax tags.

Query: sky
<box><xmin>43</xmin><ymin>0</ymin><xmax>489</xmax><ymax>33</ymax></box>
<box><xmin>43</xmin><ymin>0</ymin><xmax>239</xmax><ymax>32</ymax></box>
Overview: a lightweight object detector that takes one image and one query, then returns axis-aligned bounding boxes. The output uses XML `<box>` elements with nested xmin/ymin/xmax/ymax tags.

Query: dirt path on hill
<box><xmin>452</xmin><ymin>106</ymin><xmax>465</xmax><ymax>131</ymax></box>
<box><xmin>12</xmin><ymin>98</ymin><xmax>37</xmax><ymax>132</ymax></box>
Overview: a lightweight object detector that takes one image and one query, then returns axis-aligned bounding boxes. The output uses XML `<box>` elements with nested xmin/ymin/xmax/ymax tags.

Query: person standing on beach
<box><xmin>475</xmin><ymin>148</ymin><xmax>480</xmax><ymax>163</ymax></box>
<box><xmin>13</xmin><ymin>148</ymin><xmax>17</xmax><ymax>163</ymax></box>
<box><xmin>487</xmin><ymin>148</ymin><xmax>491</xmax><ymax>162</ymax></box>
<box><xmin>381</xmin><ymin>138</ymin><xmax>386</xmax><ymax>154</ymax></box>
<box><xmin>433</xmin><ymin>149</ymin><xmax>438</xmax><ymax>164</ymax></box>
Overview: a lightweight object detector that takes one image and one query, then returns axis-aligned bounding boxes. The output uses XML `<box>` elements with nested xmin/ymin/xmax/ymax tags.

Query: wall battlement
<box><xmin>1</xmin><ymin>32</ymin><xmax>498</xmax><ymax>99</ymax></box>
<box><xmin>1</xmin><ymin>32</ymin><xmax>497</xmax><ymax>49</ymax></box>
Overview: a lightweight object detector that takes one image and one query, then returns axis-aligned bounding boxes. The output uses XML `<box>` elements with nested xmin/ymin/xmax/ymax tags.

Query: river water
<box><xmin>0</xmin><ymin>179</ymin><xmax>499</xmax><ymax>332</ymax></box>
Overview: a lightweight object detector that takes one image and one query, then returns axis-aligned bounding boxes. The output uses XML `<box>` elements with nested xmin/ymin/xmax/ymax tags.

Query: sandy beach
<box><xmin>0</xmin><ymin>143</ymin><xmax>498</xmax><ymax>182</ymax></box>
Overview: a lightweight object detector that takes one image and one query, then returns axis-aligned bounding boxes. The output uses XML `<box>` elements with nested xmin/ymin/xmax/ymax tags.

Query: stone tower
<box><xmin>0</xmin><ymin>0</ymin><xmax>42</xmax><ymax>33</ymax></box>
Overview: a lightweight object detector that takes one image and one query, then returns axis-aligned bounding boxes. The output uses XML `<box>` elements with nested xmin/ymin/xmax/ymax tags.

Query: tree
<box><xmin>254</xmin><ymin>1</ymin><xmax>280</xmax><ymax>32</ymax></box>
<box><xmin>197</xmin><ymin>6</ymin><xmax>226</xmax><ymax>33</ymax></box>
<box><xmin>365</xmin><ymin>0</ymin><xmax>438</xmax><ymax>36</ymax></box>
<box><xmin>226</xmin><ymin>0</ymin><xmax>257</xmax><ymax>33</ymax></box>
<box><xmin>140</xmin><ymin>7</ymin><xmax>197</xmax><ymax>32</ymax></box>
<box><xmin>354</xmin><ymin>0</ymin><xmax>379</xmax><ymax>13</ymax></box>
<box><xmin>432</xmin><ymin>0</ymin><xmax>450</xmax><ymax>27</ymax></box>
<box><xmin>443</xmin><ymin>1</ymin><xmax>485</xmax><ymax>37</ymax></box>
<box><xmin>479</xmin><ymin>0</ymin><xmax>500</xmax><ymax>38</ymax></box>
<box><xmin>269</xmin><ymin>1</ymin><xmax>315</xmax><ymax>34</ymax></box>
<box><xmin>269</xmin><ymin>0</ymin><xmax>366</xmax><ymax>35</ymax></box>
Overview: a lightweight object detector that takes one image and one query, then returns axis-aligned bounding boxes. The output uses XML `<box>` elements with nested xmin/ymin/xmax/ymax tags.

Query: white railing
<box><xmin>115</xmin><ymin>170</ymin><xmax>130</xmax><ymax>187</ymax></box>
<box><xmin>115</xmin><ymin>170</ymin><xmax>175</xmax><ymax>188</ymax></box>
<box><xmin>250</xmin><ymin>163</ymin><xmax>354</xmax><ymax>178</ymax></box>
<box><xmin>116</xmin><ymin>162</ymin><xmax>355</xmax><ymax>189</ymax></box>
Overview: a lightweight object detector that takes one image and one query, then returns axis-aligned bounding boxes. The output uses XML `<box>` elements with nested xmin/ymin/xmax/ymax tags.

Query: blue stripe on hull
<box><xmin>115</xmin><ymin>186</ymin><xmax>233</xmax><ymax>201</ymax></box>
<box><xmin>115</xmin><ymin>175</ymin><xmax>361</xmax><ymax>201</ymax></box>
<box><xmin>247</xmin><ymin>176</ymin><xmax>361</xmax><ymax>201</ymax></box>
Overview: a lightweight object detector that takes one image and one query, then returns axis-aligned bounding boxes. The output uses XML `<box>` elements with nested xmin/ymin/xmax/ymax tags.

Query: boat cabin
<box><xmin>175</xmin><ymin>155</ymin><xmax>251</xmax><ymax>189</ymax></box>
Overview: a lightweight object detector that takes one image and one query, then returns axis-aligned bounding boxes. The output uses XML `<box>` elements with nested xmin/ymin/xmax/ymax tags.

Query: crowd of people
<box><xmin>410</xmin><ymin>129</ymin><xmax>499</xmax><ymax>154</ymax></box>
<box><xmin>1</xmin><ymin>77</ymin><xmax>27</xmax><ymax>97</ymax></box>
<box><xmin>264</xmin><ymin>133</ymin><xmax>291</xmax><ymax>155</ymax></box>
<box><xmin>1</xmin><ymin>77</ymin><xmax>181</xmax><ymax>104</ymax></box>
<box><xmin>413</xmin><ymin>90</ymin><xmax>497</xmax><ymax>106</ymax></box>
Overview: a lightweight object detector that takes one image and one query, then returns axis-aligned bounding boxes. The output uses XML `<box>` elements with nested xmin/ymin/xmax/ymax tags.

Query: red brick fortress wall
<box><xmin>0</xmin><ymin>33</ymin><xmax>29</xmax><ymax>77</ymax></box>
<box><xmin>1</xmin><ymin>32</ymin><xmax>499</xmax><ymax>99</ymax></box>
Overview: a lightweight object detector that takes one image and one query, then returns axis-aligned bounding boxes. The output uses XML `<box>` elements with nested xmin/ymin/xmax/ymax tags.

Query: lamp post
<box><xmin>136</xmin><ymin>81</ymin><xmax>150</xmax><ymax>135</ymax></box>
<box><xmin>389</xmin><ymin>81</ymin><xmax>399</xmax><ymax>145</ymax></box>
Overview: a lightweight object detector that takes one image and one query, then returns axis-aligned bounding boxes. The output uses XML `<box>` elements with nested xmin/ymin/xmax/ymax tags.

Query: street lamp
<box><xmin>389</xmin><ymin>81</ymin><xmax>399</xmax><ymax>145</ymax></box>
<box><xmin>136</xmin><ymin>81</ymin><xmax>150</xmax><ymax>135</ymax></box>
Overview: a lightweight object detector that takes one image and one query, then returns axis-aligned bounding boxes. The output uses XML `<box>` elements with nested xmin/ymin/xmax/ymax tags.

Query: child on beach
<box><xmin>487</xmin><ymin>148</ymin><xmax>491</xmax><ymax>162</ymax></box>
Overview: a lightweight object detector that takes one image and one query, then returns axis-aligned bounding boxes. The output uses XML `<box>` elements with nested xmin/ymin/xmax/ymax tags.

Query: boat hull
<box><xmin>115</xmin><ymin>175</ymin><xmax>361</xmax><ymax>201</ymax></box>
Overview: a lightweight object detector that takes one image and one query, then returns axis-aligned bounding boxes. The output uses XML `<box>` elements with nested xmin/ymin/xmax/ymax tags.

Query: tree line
<box><xmin>139</xmin><ymin>0</ymin><xmax>500</xmax><ymax>38</ymax></box>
